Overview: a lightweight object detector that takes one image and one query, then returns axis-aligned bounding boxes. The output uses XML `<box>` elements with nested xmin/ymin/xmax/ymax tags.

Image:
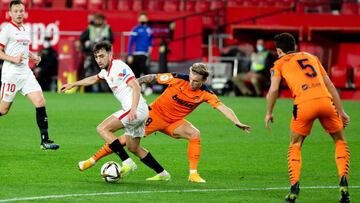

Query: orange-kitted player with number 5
<box><xmin>265</xmin><ymin>33</ymin><xmax>351</xmax><ymax>203</ymax></box>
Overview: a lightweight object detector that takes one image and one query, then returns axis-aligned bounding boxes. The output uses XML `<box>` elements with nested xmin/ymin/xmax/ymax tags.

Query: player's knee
<box><xmin>96</xmin><ymin>125</ymin><xmax>107</xmax><ymax>136</ymax></box>
<box><xmin>34</xmin><ymin>97</ymin><xmax>46</xmax><ymax>107</ymax></box>
<box><xmin>0</xmin><ymin>107</ymin><xmax>9</xmax><ymax>115</ymax></box>
<box><xmin>188</xmin><ymin>129</ymin><xmax>200</xmax><ymax>140</ymax></box>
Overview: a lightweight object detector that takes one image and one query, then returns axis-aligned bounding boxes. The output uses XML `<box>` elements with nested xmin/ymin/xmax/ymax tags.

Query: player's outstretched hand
<box><xmin>128</xmin><ymin>108</ymin><xmax>137</xmax><ymax>121</ymax></box>
<box><xmin>60</xmin><ymin>84</ymin><xmax>74</xmax><ymax>93</ymax></box>
<box><xmin>235</xmin><ymin>122</ymin><xmax>251</xmax><ymax>133</ymax></box>
<box><xmin>265</xmin><ymin>113</ymin><xmax>274</xmax><ymax>130</ymax></box>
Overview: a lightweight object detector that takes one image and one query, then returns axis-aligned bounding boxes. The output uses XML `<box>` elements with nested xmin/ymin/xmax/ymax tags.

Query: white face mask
<box><xmin>43</xmin><ymin>41</ymin><xmax>50</xmax><ymax>49</ymax></box>
<box><xmin>256</xmin><ymin>44</ymin><xmax>264</xmax><ymax>52</ymax></box>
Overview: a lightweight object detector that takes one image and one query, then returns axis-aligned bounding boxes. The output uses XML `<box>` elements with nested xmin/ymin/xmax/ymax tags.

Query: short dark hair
<box><xmin>93</xmin><ymin>41</ymin><xmax>112</xmax><ymax>54</ymax></box>
<box><xmin>274</xmin><ymin>33</ymin><xmax>296</xmax><ymax>53</ymax></box>
<box><xmin>9</xmin><ymin>0</ymin><xmax>24</xmax><ymax>10</ymax></box>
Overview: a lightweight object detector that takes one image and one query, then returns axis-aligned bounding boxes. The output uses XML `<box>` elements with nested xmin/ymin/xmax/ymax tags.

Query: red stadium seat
<box><xmin>330</xmin><ymin>65</ymin><xmax>348</xmax><ymax>88</ymax></box>
<box><xmin>163</xmin><ymin>0</ymin><xmax>180</xmax><ymax>12</ymax></box>
<box><xmin>32</xmin><ymin>0</ymin><xmax>45</xmax><ymax>8</ymax></box>
<box><xmin>107</xmin><ymin>0</ymin><xmax>118</xmax><ymax>10</ymax></box>
<box><xmin>227</xmin><ymin>0</ymin><xmax>242</xmax><ymax>7</ymax></box>
<box><xmin>184</xmin><ymin>0</ymin><xmax>196</xmax><ymax>11</ymax></box>
<box><xmin>52</xmin><ymin>0</ymin><xmax>66</xmax><ymax>8</ymax></box>
<box><xmin>354</xmin><ymin>66</ymin><xmax>360</xmax><ymax>89</ymax></box>
<box><xmin>117</xmin><ymin>0</ymin><xmax>132</xmax><ymax>11</ymax></box>
<box><xmin>88</xmin><ymin>0</ymin><xmax>103</xmax><ymax>10</ymax></box>
<box><xmin>73</xmin><ymin>0</ymin><xmax>87</xmax><ymax>9</ymax></box>
<box><xmin>132</xmin><ymin>0</ymin><xmax>143</xmax><ymax>11</ymax></box>
<box><xmin>195</xmin><ymin>0</ymin><xmax>210</xmax><ymax>12</ymax></box>
<box><xmin>341</xmin><ymin>2</ymin><xmax>358</xmax><ymax>15</ymax></box>
<box><xmin>148</xmin><ymin>0</ymin><xmax>164</xmax><ymax>11</ymax></box>
<box><xmin>210</xmin><ymin>0</ymin><xmax>225</xmax><ymax>10</ymax></box>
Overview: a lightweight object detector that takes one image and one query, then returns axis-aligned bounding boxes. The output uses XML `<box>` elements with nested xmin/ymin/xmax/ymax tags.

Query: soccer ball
<box><xmin>100</xmin><ymin>161</ymin><xmax>121</xmax><ymax>182</ymax></box>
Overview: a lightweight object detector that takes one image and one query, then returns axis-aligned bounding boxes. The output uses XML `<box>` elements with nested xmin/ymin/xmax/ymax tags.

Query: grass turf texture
<box><xmin>0</xmin><ymin>93</ymin><xmax>359</xmax><ymax>202</ymax></box>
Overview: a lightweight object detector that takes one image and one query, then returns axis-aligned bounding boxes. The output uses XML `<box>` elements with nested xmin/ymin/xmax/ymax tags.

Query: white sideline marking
<box><xmin>0</xmin><ymin>186</ymin><xmax>359</xmax><ymax>202</ymax></box>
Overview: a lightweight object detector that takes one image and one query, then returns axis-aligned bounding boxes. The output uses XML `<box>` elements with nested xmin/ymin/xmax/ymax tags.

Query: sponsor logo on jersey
<box><xmin>172</xmin><ymin>94</ymin><xmax>195</xmax><ymax>109</ymax></box>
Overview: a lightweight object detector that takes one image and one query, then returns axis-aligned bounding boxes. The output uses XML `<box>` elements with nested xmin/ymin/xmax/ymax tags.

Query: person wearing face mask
<box><xmin>80</xmin><ymin>13</ymin><xmax>114</xmax><ymax>92</ymax></box>
<box><xmin>34</xmin><ymin>37</ymin><xmax>58</xmax><ymax>91</ymax></box>
<box><xmin>127</xmin><ymin>13</ymin><xmax>153</xmax><ymax>79</ymax></box>
<box><xmin>232</xmin><ymin>39</ymin><xmax>275</xmax><ymax>97</ymax></box>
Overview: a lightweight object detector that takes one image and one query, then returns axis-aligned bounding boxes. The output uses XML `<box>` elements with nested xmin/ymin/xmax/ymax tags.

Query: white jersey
<box><xmin>0</xmin><ymin>21</ymin><xmax>31</xmax><ymax>75</ymax></box>
<box><xmin>97</xmin><ymin>59</ymin><xmax>146</xmax><ymax>110</ymax></box>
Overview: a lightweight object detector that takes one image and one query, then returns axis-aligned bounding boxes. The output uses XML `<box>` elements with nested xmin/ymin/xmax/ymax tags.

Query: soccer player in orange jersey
<box><xmin>265</xmin><ymin>33</ymin><xmax>350</xmax><ymax>203</ymax></box>
<box><xmin>78</xmin><ymin>63</ymin><xmax>251</xmax><ymax>183</ymax></box>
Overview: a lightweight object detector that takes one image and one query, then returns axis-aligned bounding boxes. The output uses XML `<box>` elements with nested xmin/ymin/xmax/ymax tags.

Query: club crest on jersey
<box><xmin>118</xmin><ymin>69</ymin><xmax>127</xmax><ymax>77</ymax></box>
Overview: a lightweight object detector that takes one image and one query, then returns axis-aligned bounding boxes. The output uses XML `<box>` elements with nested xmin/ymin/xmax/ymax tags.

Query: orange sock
<box><xmin>188</xmin><ymin>138</ymin><xmax>201</xmax><ymax>170</ymax></box>
<box><xmin>288</xmin><ymin>144</ymin><xmax>302</xmax><ymax>185</ymax></box>
<box><xmin>335</xmin><ymin>140</ymin><xmax>350</xmax><ymax>179</ymax></box>
<box><xmin>92</xmin><ymin>144</ymin><xmax>113</xmax><ymax>161</ymax></box>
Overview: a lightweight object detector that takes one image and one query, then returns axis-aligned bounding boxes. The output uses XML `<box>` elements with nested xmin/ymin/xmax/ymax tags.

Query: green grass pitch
<box><xmin>0</xmin><ymin>93</ymin><xmax>359</xmax><ymax>202</ymax></box>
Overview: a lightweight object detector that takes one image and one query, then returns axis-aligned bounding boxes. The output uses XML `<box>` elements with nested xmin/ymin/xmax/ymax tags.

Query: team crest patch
<box><xmin>160</xmin><ymin>75</ymin><xmax>169</xmax><ymax>82</ymax></box>
<box><xmin>118</xmin><ymin>69</ymin><xmax>127</xmax><ymax>77</ymax></box>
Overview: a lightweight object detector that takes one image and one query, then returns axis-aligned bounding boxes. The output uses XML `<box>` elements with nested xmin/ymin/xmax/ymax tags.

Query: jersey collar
<box><xmin>10</xmin><ymin>21</ymin><xmax>24</xmax><ymax>31</ymax></box>
<box><xmin>107</xmin><ymin>58</ymin><xmax>114</xmax><ymax>76</ymax></box>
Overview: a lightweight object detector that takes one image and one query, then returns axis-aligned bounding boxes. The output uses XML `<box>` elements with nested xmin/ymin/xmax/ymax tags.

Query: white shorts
<box><xmin>113</xmin><ymin>102</ymin><xmax>149</xmax><ymax>138</ymax></box>
<box><xmin>1</xmin><ymin>71</ymin><xmax>42</xmax><ymax>102</ymax></box>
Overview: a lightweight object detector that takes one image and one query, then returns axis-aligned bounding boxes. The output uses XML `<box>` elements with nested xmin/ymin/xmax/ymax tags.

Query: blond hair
<box><xmin>190</xmin><ymin>63</ymin><xmax>210</xmax><ymax>80</ymax></box>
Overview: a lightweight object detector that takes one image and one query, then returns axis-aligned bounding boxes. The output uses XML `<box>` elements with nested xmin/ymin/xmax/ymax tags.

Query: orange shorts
<box><xmin>144</xmin><ymin>107</ymin><xmax>186</xmax><ymax>137</ymax></box>
<box><xmin>291</xmin><ymin>97</ymin><xmax>343</xmax><ymax>136</ymax></box>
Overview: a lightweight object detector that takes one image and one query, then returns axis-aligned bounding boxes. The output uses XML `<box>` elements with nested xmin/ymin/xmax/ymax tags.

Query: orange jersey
<box><xmin>271</xmin><ymin>52</ymin><xmax>332</xmax><ymax>104</ymax></box>
<box><xmin>150</xmin><ymin>73</ymin><xmax>222</xmax><ymax>123</ymax></box>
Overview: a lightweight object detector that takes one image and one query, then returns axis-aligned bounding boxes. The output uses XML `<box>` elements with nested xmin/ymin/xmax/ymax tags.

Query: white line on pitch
<box><xmin>0</xmin><ymin>186</ymin><xmax>359</xmax><ymax>202</ymax></box>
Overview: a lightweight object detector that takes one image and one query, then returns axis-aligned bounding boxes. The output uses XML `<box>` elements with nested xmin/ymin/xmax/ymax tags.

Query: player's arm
<box><xmin>127</xmin><ymin>78</ymin><xmax>141</xmax><ymax>121</ymax></box>
<box><xmin>215</xmin><ymin>104</ymin><xmax>251</xmax><ymax>133</ymax></box>
<box><xmin>0</xmin><ymin>47</ymin><xmax>24</xmax><ymax>64</ymax></box>
<box><xmin>61</xmin><ymin>75</ymin><xmax>99</xmax><ymax>92</ymax></box>
<box><xmin>137</xmin><ymin>74</ymin><xmax>157</xmax><ymax>85</ymax></box>
<box><xmin>265</xmin><ymin>76</ymin><xmax>281</xmax><ymax>129</ymax></box>
<box><xmin>323</xmin><ymin>75</ymin><xmax>350</xmax><ymax>126</ymax></box>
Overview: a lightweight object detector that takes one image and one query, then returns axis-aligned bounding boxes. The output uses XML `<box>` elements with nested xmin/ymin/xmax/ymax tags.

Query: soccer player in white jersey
<box><xmin>0</xmin><ymin>0</ymin><xmax>59</xmax><ymax>150</ymax></box>
<box><xmin>61</xmin><ymin>41</ymin><xmax>170</xmax><ymax>181</ymax></box>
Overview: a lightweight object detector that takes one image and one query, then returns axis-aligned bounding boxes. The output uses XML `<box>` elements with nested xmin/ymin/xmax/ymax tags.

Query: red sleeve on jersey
<box><xmin>0</xmin><ymin>43</ymin><xmax>5</xmax><ymax>49</ymax></box>
<box><xmin>126</xmin><ymin>76</ymin><xmax>135</xmax><ymax>84</ymax></box>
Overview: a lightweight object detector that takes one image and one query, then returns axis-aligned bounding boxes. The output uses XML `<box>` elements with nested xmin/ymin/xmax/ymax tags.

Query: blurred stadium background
<box><xmin>0</xmin><ymin>0</ymin><xmax>359</xmax><ymax>202</ymax></box>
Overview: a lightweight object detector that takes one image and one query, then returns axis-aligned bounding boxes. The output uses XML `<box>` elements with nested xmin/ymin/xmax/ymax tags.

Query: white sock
<box><xmin>159</xmin><ymin>170</ymin><xmax>169</xmax><ymax>176</ymax></box>
<box><xmin>190</xmin><ymin>169</ymin><xmax>197</xmax><ymax>174</ymax></box>
<box><xmin>123</xmin><ymin>158</ymin><xmax>134</xmax><ymax>165</ymax></box>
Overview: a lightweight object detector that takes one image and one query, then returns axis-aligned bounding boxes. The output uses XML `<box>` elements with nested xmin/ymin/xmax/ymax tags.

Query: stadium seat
<box><xmin>227</xmin><ymin>0</ymin><xmax>242</xmax><ymax>7</ymax></box>
<box><xmin>210</xmin><ymin>0</ymin><xmax>225</xmax><ymax>10</ymax></box>
<box><xmin>163</xmin><ymin>0</ymin><xmax>180</xmax><ymax>12</ymax></box>
<box><xmin>73</xmin><ymin>0</ymin><xmax>87</xmax><ymax>9</ymax></box>
<box><xmin>107</xmin><ymin>0</ymin><xmax>118</xmax><ymax>10</ymax></box>
<box><xmin>184</xmin><ymin>0</ymin><xmax>196</xmax><ymax>11</ymax></box>
<box><xmin>148</xmin><ymin>0</ymin><xmax>164</xmax><ymax>11</ymax></box>
<box><xmin>354</xmin><ymin>66</ymin><xmax>360</xmax><ymax>89</ymax></box>
<box><xmin>88</xmin><ymin>0</ymin><xmax>103</xmax><ymax>10</ymax></box>
<box><xmin>32</xmin><ymin>0</ymin><xmax>45</xmax><ymax>8</ymax></box>
<box><xmin>341</xmin><ymin>2</ymin><xmax>358</xmax><ymax>15</ymax></box>
<box><xmin>132</xmin><ymin>0</ymin><xmax>143</xmax><ymax>11</ymax></box>
<box><xmin>330</xmin><ymin>65</ymin><xmax>348</xmax><ymax>88</ymax></box>
<box><xmin>195</xmin><ymin>0</ymin><xmax>211</xmax><ymax>12</ymax></box>
<box><xmin>52</xmin><ymin>0</ymin><xmax>66</xmax><ymax>8</ymax></box>
<box><xmin>117</xmin><ymin>0</ymin><xmax>132</xmax><ymax>11</ymax></box>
